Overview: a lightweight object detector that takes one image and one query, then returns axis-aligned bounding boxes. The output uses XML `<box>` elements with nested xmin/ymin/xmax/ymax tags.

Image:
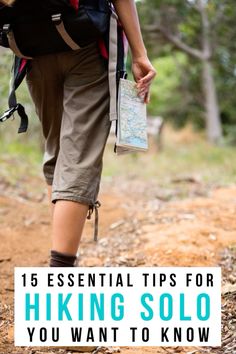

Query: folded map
<box><xmin>115</xmin><ymin>78</ymin><xmax>148</xmax><ymax>155</ymax></box>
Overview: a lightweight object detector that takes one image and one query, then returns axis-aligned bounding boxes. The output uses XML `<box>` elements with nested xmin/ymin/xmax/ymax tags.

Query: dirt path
<box><xmin>0</xmin><ymin>176</ymin><xmax>236</xmax><ymax>354</ymax></box>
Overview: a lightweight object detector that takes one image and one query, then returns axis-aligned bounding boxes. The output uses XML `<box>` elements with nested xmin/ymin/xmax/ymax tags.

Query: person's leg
<box><xmin>52</xmin><ymin>200</ymin><xmax>88</xmax><ymax>254</ymax></box>
<box><xmin>47</xmin><ymin>185</ymin><xmax>54</xmax><ymax>217</ymax></box>
<box><xmin>27</xmin><ymin>43</ymin><xmax>111</xmax><ymax>267</ymax></box>
<box><xmin>26</xmin><ymin>45</ymin><xmax>109</xmax><ymax>352</ymax></box>
<box><xmin>47</xmin><ymin>184</ymin><xmax>88</xmax><ymax>254</ymax></box>
<box><xmin>51</xmin><ymin>42</ymin><xmax>111</xmax><ymax>255</ymax></box>
<box><xmin>26</xmin><ymin>55</ymin><xmax>87</xmax><ymax>264</ymax></box>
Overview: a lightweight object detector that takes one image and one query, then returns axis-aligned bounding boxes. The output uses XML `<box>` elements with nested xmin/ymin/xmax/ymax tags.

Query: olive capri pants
<box><xmin>26</xmin><ymin>41</ymin><xmax>112</xmax><ymax>240</ymax></box>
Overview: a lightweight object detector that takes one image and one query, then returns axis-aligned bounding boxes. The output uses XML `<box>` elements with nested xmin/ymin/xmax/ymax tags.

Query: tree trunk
<box><xmin>198</xmin><ymin>0</ymin><xmax>222</xmax><ymax>143</ymax></box>
<box><xmin>202</xmin><ymin>59</ymin><xmax>222</xmax><ymax>143</ymax></box>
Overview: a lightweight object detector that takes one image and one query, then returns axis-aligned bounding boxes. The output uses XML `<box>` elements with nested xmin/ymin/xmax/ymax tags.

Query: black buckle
<box><xmin>117</xmin><ymin>70</ymin><xmax>128</xmax><ymax>80</ymax></box>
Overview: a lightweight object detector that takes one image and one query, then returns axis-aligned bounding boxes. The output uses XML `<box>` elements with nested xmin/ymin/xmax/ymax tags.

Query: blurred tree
<box><xmin>139</xmin><ymin>0</ymin><xmax>236</xmax><ymax>143</ymax></box>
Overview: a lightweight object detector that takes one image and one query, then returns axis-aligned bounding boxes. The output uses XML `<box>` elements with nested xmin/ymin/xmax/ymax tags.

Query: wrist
<box><xmin>131</xmin><ymin>48</ymin><xmax>148</xmax><ymax>61</ymax></box>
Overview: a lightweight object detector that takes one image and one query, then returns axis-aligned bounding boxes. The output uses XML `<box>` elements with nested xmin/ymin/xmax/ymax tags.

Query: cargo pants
<box><xmin>26</xmin><ymin>41</ymin><xmax>112</xmax><ymax>241</ymax></box>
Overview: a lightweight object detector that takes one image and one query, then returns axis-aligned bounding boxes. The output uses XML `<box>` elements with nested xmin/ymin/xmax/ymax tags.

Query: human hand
<box><xmin>132</xmin><ymin>55</ymin><xmax>157</xmax><ymax>104</ymax></box>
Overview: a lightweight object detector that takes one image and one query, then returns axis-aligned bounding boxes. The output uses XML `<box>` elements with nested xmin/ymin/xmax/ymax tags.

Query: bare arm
<box><xmin>111</xmin><ymin>0</ymin><xmax>147</xmax><ymax>59</ymax></box>
<box><xmin>111</xmin><ymin>0</ymin><xmax>157</xmax><ymax>103</ymax></box>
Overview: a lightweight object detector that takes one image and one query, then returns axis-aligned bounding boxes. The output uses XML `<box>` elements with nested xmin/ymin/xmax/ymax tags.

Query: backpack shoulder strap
<box><xmin>2</xmin><ymin>24</ymin><xmax>32</xmax><ymax>59</ymax></box>
<box><xmin>108</xmin><ymin>2</ymin><xmax>129</xmax><ymax>120</ymax></box>
<box><xmin>108</xmin><ymin>6</ymin><xmax>119</xmax><ymax>121</ymax></box>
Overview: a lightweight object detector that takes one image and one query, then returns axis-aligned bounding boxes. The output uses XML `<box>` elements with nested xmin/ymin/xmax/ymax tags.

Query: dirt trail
<box><xmin>0</xmin><ymin>176</ymin><xmax>236</xmax><ymax>354</ymax></box>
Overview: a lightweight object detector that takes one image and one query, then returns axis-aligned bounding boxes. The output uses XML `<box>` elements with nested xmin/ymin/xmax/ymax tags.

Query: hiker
<box><xmin>1</xmin><ymin>1</ymin><xmax>156</xmax><ymax>352</ymax></box>
<box><xmin>46</xmin><ymin>1</ymin><xmax>156</xmax><ymax>269</ymax></box>
<box><xmin>0</xmin><ymin>0</ymin><xmax>156</xmax><ymax>266</ymax></box>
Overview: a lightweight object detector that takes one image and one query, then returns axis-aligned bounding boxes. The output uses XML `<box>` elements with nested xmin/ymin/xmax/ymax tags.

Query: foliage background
<box><xmin>1</xmin><ymin>0</ymin><xmax>236</xmax><ymax>143</ymax></box>
<box><xmin>135</xmin><ymin>0</ymin><xmax>236</xmax><ymax>141</ymax></box>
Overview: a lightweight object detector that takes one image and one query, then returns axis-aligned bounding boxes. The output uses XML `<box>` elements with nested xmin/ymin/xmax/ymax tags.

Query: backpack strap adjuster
<box><xmin>51</xmin><ymin>13</ymin><xmax>62</xmax><ymax>24</ymax></box>
<box><xmin>2</xmin><ymin>23</ymin><xmax>11</xmax><ymax>34</ymax></box>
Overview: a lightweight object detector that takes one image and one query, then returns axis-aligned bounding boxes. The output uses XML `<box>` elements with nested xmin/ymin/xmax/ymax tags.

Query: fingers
<box><xmin>138</xmin><ymin>87</ymin><xmax>148</xmax><ymax>96</ymax></box>
<box><xmin>137</xmin><ymin>82</ymin><xmax>151</xmax><ymax>101</ymax></box>
<box><xmin>132</xmin><ymin>60</ymin><xmax>157</xmax><ymax>104</ymax></box>
<box><xmin>137</xmin><ymin>69</ymin><xmax>157</xmax><ymax>87</ymax></box>
<box><xmin>135</xmin><ymin>69</ymin><xmax>156</xmax><ymax>104</ymax></box>
<box><xmin>137</xmin><ymin>87</ymin><xmax>151</xmax><ymax>104</ymax></box>
<box><xmin>139</xmin><ymin>90</ymin><xmax>150</xmax><ymax>104</ymax></box>
<box><xmin>144</xmin><ymin>91</ymin><xmax>151</xmax><ymax>104</ymax></box>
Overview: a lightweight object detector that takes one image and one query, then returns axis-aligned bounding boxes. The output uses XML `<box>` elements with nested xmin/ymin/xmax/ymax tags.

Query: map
<box><xmin>116</xmin><ymin>78</ymin><xmax>148</xmax><ymax>155</ymax></box>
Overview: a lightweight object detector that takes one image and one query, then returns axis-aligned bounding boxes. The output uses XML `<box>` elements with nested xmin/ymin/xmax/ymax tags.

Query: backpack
<box><xmin>0</xmin><ymin>0</ymin><xmax>128</xmax><ymax>148</ymax></box>
<box><xmin>0</xmin><ymin>0</ymin><xmax>110</xmax><ymax>56</ymax></box>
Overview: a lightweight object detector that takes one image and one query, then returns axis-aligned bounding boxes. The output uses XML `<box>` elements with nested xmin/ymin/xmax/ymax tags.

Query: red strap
<box><xmin>68</xmin><ymin>1</ymin><xmax>108</xmax><ymax>60</ymax></box>
<box><xmin>70</xmin><ymin>0</ymin><xmax>79</xmax><ymax>11</ymax></box>
<box><xmin>98</xmin><ymin>37</ymin><xmax>109</xmax><ymax>60</ymax></box>
<box><xmin>19</xmin><ymin>59</ymin><xmax>28</xmax><ymax>73</ymax></box>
